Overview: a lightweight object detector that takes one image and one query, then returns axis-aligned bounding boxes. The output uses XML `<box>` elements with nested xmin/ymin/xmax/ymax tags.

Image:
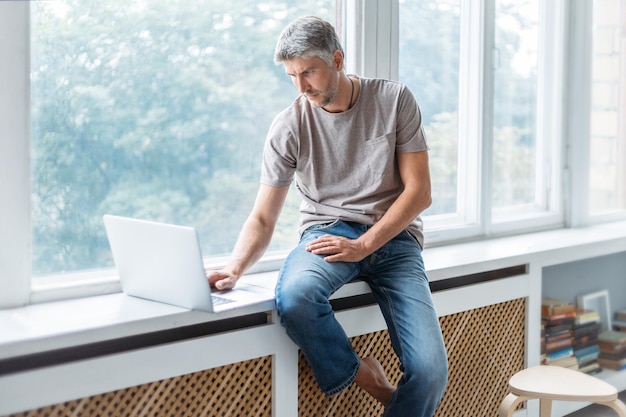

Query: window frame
<box><xmin>488</xmin><ymin>0</ymin><xmax>567</xmax><ymax>235</ymax></box>
<box><xmin>0</xmin><ymin>2</ymin><xmax>31</xmax><ymax>309</ymax></box>
<box><xmin>422</xmin><ymin>0</ymin><xmax>486</xmax><ymax>242</ymax></box>
<box><xmin>391</xmin><ymin>0</ymin><xmax>568</xmax><ymax>243</ymax></box>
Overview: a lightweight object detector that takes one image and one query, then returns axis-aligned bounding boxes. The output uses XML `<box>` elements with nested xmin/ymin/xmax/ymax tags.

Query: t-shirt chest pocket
<box><xmin>364</xmin><ymin>133</ymin><xmax>395</xmax><ymax>185</ymax></box>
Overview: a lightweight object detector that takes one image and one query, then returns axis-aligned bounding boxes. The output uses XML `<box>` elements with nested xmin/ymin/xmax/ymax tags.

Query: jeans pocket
<box><xmin>403</xmin><ymin>230</ymin><xmax>421</xmax><ymax>248</ymax></box>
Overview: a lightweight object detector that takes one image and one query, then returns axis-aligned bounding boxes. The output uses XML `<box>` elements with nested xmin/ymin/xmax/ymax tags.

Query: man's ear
<box><xmin>332</xmin><ymin>50</ymin><xmax>344</xmax><ymax>71</ymax></box>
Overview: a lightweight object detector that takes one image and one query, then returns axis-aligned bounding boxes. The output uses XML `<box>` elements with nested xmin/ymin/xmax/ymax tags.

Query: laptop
<box><xmin>103</xmin><ymin>214</ymin><xmax>275</xmax><ymax>313</ymax></box>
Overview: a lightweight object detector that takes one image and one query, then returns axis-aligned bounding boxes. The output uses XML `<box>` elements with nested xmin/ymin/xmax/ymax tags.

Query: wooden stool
<box><xmin>499</xmin><ymin>365</ymin><xmax>626</xmax><ymax>417</ymax></box>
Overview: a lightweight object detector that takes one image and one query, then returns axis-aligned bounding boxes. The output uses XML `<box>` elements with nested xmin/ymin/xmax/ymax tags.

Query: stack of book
<box><xmin>541</xmin><ymin>298</ymin><xmax>578</xmax><ymax>369</ymax></box>
<box><xmin>597</xmin><ymin>330</ymin><xmax>626</xmax><ymax>371</ymax></box>
<box><xmin>572</xmin><ymin>308</ymin><xmax>602</xmax><ymax>375</ymax></box>
<box><xmin>613</xmin><ymin>309</ymin><xmax>626</xmax><ymax>332</ymax></box>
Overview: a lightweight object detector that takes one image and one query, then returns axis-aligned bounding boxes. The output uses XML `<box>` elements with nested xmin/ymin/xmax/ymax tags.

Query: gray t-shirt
<box><xmin>260</xmin><ymin>76</ymin><xmax>429</xmax><ymax>247</ymax></box>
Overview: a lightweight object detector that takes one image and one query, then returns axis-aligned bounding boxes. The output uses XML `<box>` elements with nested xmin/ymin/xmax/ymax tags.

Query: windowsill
<box><xmin>0</xmin><ymin>271</ymin><xmax>281</xmax><ymax>362</ymax></box>
<box><xmin>1</xmin><ymin>221</ymin><xmax>626</xmax><ymax>365</ymax></box>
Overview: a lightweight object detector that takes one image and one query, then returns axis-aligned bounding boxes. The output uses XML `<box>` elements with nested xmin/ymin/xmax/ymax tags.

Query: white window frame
<box><xmin>489</xmin><ymin>0</ymin><xmax>567</xmax><ymax>235</ymax></box>
<box><xmin>387</xmin><ymin>0</ymin><xmax>568</xmax><ymax>243</ymax></box>
<box><xmin>419</xmin><ymin>0</ymin><xmax>486</xmax><ymax>243</ymax></box>
<box><xmin>0</xmin><ymin>2</ymin><xmax>31</xmax><ymax>309</ymax></box>
<box><xmin>344</xmin><ymin>0</ymin><xmax>398</xmax><ymax>80</ymax></box>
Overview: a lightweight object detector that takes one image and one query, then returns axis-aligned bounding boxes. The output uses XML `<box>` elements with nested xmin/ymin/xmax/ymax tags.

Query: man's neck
<box><xmin>322</xmin><ymin>75</ymin><xmax>357</xmax><ymax>113</ymax></box>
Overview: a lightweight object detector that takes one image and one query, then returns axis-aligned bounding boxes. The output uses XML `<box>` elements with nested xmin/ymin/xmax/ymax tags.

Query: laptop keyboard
<box><xmin>212</xmin><ymin>294</ymin><xmax>235</xmax><ymax>306</ymax></box>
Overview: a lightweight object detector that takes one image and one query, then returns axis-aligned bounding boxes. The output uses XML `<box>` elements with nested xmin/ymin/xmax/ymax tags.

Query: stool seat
<box><xmin>509</xmin><ymin>365</ymin><xmax>617</xmax><ymax>402</ymax></box>
<box><xmin>499</xmin><ymin>365</ymin><xmax>626</xmax><ymax>417</ymax></box>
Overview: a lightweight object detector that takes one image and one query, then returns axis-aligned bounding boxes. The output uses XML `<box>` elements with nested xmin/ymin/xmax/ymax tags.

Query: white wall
<box><xmin>543</xmin><ymin>252</ymin><xmax>626</xmax><ymax>313</ymax></box>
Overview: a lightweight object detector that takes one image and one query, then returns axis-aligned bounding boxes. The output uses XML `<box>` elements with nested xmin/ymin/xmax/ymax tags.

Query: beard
<box><xmin>305</xmin><ymin>75</ymin><xmax>339</xmax><ymax>108</ymax></box>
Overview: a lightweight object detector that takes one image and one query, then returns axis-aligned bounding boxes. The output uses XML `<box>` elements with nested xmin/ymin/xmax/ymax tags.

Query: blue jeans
<box><xmin>275</xmin><ymin>220</ymin><xmax>448</xmax><ymax>417</ymax></box>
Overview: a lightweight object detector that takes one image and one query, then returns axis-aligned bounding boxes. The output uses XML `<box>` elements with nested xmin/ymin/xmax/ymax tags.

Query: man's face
<box><xmin>284</xmin><ymin>55</ymin><xmax>339</xmax><ymax>108</ymax></box>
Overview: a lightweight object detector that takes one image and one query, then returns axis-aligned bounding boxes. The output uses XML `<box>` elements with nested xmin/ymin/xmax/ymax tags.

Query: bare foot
<box><xmin>354</xmin><ymin>357</ymin><xmax>396</xmax><ymax>406</ymax></box>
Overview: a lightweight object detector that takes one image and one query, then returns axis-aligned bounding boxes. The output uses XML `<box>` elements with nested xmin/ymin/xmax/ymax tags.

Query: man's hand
<box><xmin>305</xmin><ymin>234</ymin><xmax>368</xmax><ymax>262</ymax></box>
<box><xmin>205</xmin><ymin>270</ymin><xmax>238</xmax><ymax>290</ymax></box>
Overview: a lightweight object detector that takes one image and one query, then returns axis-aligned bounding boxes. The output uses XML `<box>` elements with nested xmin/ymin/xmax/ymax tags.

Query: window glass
<box><xmin>398</xmin><ymin>0</ymin><xmax>461</xmax><ymax>217</ymax></box>
<box><xmin>589</xmin><ymin>0</ymin><xmax>626</xmax><ymax>215</ymax></box>
<box><xmin>31</xmin><ymin>0</ymin><xmax>335</xmax><ymax>277</ymax></box>
<box><xmin>492</xmin><ymin>0</ymin><xmax>539</xmax><ymax>211</ymax></box>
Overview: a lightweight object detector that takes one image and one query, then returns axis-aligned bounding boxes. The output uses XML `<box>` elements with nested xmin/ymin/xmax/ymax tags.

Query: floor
<box><xmin>564</xmin><ymin>390</ymin><xmax>626</xmax><ymax>416</ymax></box>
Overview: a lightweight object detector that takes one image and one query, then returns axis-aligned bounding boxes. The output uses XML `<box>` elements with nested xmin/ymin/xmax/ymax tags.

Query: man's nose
<box><xmin>293</xmin><ymin>75</ymin><xmax>307</xmax><ymax>93</ymax></box>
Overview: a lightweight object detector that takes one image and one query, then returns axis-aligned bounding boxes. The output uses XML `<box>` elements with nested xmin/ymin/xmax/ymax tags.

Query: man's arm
<box><xmin>306</xmin><ymin>150</ymin><xmax>431</xmax><ymax>262</ymax></box>
<box><xmin>207</xmin><ymin>184</ymin><xmax>289</xmax><ymax>289</ymax></box>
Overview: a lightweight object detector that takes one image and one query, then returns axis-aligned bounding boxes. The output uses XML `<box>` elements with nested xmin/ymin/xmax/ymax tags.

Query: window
<box><xmin>1</xmin><ymin>0</ymin><xmax>623</xmax><ymax>308</ymax></box>
<box><xmin>29</xmin><ymin>0</ymin><xmax>335</xmax><ymax>287</ymax></box>
<box><xmin>492</xmin><ymin>0</ymin><xmax>540</xmax><ymax>214</ymax></box>
<box><xmin>398</xmin><ymin>0</ymin><xmax>564</xmax><ymax>241</ymax></box>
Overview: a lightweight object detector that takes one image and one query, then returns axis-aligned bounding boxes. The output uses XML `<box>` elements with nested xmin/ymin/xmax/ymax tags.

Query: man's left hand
<box><xmin>305</xmin><ymin>234</ymin><xmax>368</xmax><ymax>262</ymax></box>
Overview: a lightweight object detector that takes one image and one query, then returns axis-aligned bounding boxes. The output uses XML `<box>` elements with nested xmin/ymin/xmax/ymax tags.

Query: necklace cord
<box><xmin>348</xmin><ymin>77</ymin><xmax>354</xmax><ymax>109</ymax></box>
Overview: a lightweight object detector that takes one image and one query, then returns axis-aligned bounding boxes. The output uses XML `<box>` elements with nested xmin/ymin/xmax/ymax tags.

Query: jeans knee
<box><xmin>276</xmin><ymin>277</ymin><xmax>326</xmax><ymax>324</ymax></box>
<box><xmin>404</xmin><ymin>355</ymin><xmax>448</xmax><ymax>397</ymax></box>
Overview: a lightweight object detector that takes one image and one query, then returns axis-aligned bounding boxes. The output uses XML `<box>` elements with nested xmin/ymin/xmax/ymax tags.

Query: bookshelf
<box><xmin>542</xmin><ymin>251</ymin><xmax>626</xmax><ymax>416</ymax></box>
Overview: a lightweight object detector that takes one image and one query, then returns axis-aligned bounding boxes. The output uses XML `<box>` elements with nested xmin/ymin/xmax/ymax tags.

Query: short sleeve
<box><xmin>395</xmin><ymin>85</ymin><xmax>429</xmax><ymax>153</ymax></box>
<box><xmin>260</xmin><ymin>114</ymin><xmax>297</xmax><ymax>188</ymax></box>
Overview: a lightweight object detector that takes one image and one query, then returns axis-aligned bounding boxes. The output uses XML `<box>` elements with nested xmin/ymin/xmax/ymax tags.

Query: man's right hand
<box><xmin>205</xmin><ymin>270</ymin><xmax>238</xmax><ymax>291</ymax></box>
<box><xmin>204</xmin><ymin>184</ymin><xmax>288</xmax><ymax>292</ymax></box>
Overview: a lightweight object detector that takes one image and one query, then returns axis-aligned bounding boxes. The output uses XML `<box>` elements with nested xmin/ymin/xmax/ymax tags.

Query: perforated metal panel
<box><xmin>297</xmin><ymin>298</ymin><xmax>526</xmax><ymax>417</ymax></box>
<box><xmin>5</xmin><ymin>356</ymin><xmax>272</xmax><ymax>417</ymax></box>
<box><xmin>437</xmin><ymin>298</ymin><xmax>526</xmax><ymax>417</ymax></box>
<box><xmin>298</xmin><ymin>330</ymin><xmax>399</xmax><ymax>417</ymax></box>
<box><xmin>5</xmin><ymin>298</ymin><xmax>525</xmax><ymax>417</ymax></box>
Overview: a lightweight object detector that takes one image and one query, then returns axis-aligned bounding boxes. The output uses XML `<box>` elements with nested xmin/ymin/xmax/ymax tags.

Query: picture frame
<box><xmin>577</xmin><ymin>290</ymin><xmax>611</xmax><ymax>331</ymax></box>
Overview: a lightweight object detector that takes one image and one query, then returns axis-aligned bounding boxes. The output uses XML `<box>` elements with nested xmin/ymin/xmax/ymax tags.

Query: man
<box><xmin>206</xmin><ymin>16</ymin><xmax>448</xmax><ymax>416</ymax></box>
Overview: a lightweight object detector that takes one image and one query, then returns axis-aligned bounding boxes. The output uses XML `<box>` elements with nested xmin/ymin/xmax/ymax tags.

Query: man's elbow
<box><xmin>416</xmin><ymin>180</ymin><xmax>432</xmax><ymax>211</ymax></box>
<box><xmin>425</xmin><ymin>194</ymin><xmax>433</xmax><ymax>210</ymax></box>
<box><xmin>407</xmin><ymin>185</ymin><xmax>431</xmax><ymax>212</ymax></box>
<box><xmin>422</xmin><ymin>192</ymin><xmax>432</xmax><ymax>211</ymax></box>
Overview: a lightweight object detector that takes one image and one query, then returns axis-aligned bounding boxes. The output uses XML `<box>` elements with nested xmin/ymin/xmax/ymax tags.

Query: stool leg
<box><xmin>601</xmin><ymin>399</ymin><xmax>626</xmax><ymax>417</ymax></box>
<box><xmin>499</xmin><ymin>393</ymin><xmax>530</xmax><ymax>417</ymax></box>
<box><xmin>539</xmin><ymin>398</ymin><xmax>552</xmax><ymax>417</ymax></box>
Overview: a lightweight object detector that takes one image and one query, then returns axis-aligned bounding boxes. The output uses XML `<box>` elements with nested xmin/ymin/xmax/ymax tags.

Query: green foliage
<box><xmin>31</xmin><ymin>0</ymin><xmax>536</xmax><ymax>276</ymax></box>
<box><xmin>31</xmin><ymin>0</ymin><xmax>331</xmax><ymax>275</ymax></box>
